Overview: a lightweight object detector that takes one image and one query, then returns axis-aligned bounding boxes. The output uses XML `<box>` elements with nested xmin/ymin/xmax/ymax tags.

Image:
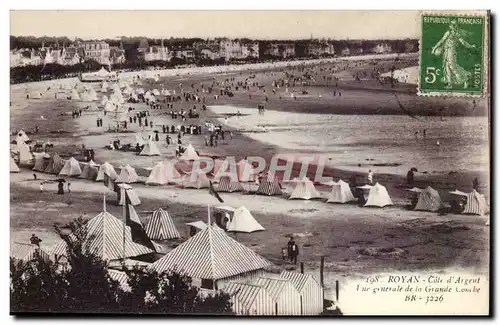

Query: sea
<box><xmin>209</xmin><ymin>105</ymin><xmax>490</xmax><ymax>177</ymax></box>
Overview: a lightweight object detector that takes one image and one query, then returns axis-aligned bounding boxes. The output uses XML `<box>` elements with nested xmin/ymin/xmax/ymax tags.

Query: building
<box><xmin>79</xmin><ymin>41</ymin><xmax>111</xmax><ymax>65</ymax></box>
<box><xmin>372</xmin><ymin>43</ymin><xmax>392</xmax><ymax>54</ymax></box>
<box><xmin>200</xmin><ymin>48</ymin><xmax>221</xmax><ymax>60</ymax></box>
<box><xmin>171</xmin><ymin>48</ymin><xmax>195</xmax><ymax>60</ymax></box>
<box><xmin>280</xmin><ymin>271</ymin><xmax>324</xmax><ymax>315</ymax></box>
<box><xmin>149</xmin><ymin>225</ymin><xmax>272</xmax><ymax>294</ymax></box>
<box><xmin>61</xmin><ymin>46</ymin><xmax>84</xmax><ymax>65</ymax></box>
<box><xmin>306</xmin><ymin>42</ymin><xmax>335</xmax><ymax>57</ymax></box>
<box><xmin>264</xmin><ymin>43</ymin><xmax>296</xmax><ymax>59</ymax></box>
<box><xmin>110</xmin><ymin>47</ymin><xmax>126</xmax><ymax>64</ymax></box>
<box><xmin>220</xmin><ymin>40</ymin><xmax>259</xmax><ymax>61</ymax></box>
<box><xmin>143</xmin><ymin>39</ymin><xmax>170</xmax><ymax>62</ymax></box>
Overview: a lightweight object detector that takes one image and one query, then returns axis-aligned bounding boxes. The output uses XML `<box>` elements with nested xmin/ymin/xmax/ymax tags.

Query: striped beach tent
<box><xmin>414</xmin><ymin>186</ymin><xmax>443</xmax><ymax>212</ymax></box>
<box><xmin>254</xmin><ymin>277</ymin><xmax>302</xmax><ymax>316</ymax></box>
<box><xmin>32</xmin><ymin>152</ymin><xmax>50</xmax><ymax>172</ymax></box>
<box><xmin>280</xmin><ymin>271</ymin><xmax>324</xmax><ymax>315</ymax></box>
<box><xmin>96</xmin><ymin>162</ymin><xmax>118</xmax><ymax>182</ymax></box>
<box><xmin>10</xmin><ymin>242</ymin><xmax>50</xmax><ymax>262</ymax></box>
<box><xmin>289</xmin><ymin>177</ymin><xmax>321</xmax><ymax>200</ymax></box>
<box><xmin>58</xmin><ymin>157</ymin><xmax>82</xmax><ymax>177</ymax></box>
<box><xmin>217</xmin><ymin>176</ymin><xmax>245</xmax><ymax>193</ymax></box>
<box><xmin>256</xmin><ymin>173</ymin><xmax>283</xmax><ymax>196</ymax></box>
<box><xmin>44</xmin><ymin>153</ymin><xmax>65</xmax><ymax>174</ymax></box>
<box><xmin>116</xmin><ymin>164</ymin><xmax>140</xmax><ymax>183</ymax></box>
<box><xmin>79</xmin><ymin>161</ymin><xmax>99</xmax><ymax>180</ymax></box>
<box><xmin>327</xmin><ymin>180</ymin><xmax>355</xmax><ymax>203</ymax></box>
<box><xmin>145</xmin><ymin>208</ymin><xmax>180</xmax><ymax>240</ymax></box>
<box><xmin>463</xmin><ymin>190</ymin><xmax>489</xmax><ymax>216</ymax></box>
<box><xmin>223</xmin><ymin>282</ymin><xmax>275</xmax><ymax>316</ymax></box>
<box><xmin>149</xmin><ymin>225</ymin><xmax>272</xmax><ymax>280</ymax></box>
<box><xmin>108</xmin><ymin>270</ymin><xmax>131</xmax><ymax>292</ymax></box>
<box><xmin>10</xmin><ymin>156</ymin><xmax>20</xmax><ymax>173</ymax></box>
<box><xmin>182</xmin><ymin>170</ymin><xmax>210</xmax><ymax>189</ymax></box>
<box><xmin>364</xmin><ymin>183</ymin><xmax>393</xmax><ymax>208</ymax></box>
<box><xmin>50</xmin><ymin>210</ymin><xmax>154</xmax><ymax>261</ymax></box>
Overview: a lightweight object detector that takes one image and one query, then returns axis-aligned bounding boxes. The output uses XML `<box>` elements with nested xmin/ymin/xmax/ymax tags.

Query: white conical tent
<box><xmin>16</xmin><ymin>130</ymin><xmax>29</xmax><ymax>144</ymax></box>
<box><xmin>145</xmin><ymin>208</ymin><xmax>180</xmax><ymax>240</ymax></box>
<box><xmin>179</xmin><ymin>144</ymin><xmax>200</xmax><ymax>161</ymax></box>
<box><xmin>134</xmin><ymin>134</ymin><xmax>146</xmax><ymax>146</ymax></box>
<box><xmin>58</xmin><ymin>157</ymin><xmax>82</xmax><ymax>176</ymax></box>
<box><xmin>327</xmin><ymin>180</ymin><xmax>355</xmax><ymax>203</ymax></box>
<box><xmin>364</xmin><ymin>183</ymin><xmax>393</xmax><ymax>207</ymax></box>
<box><xmin>289</xmin><ymin>177</ymin><xmax>321</xmax><ymax>200</ymax></box>
<box><xmin>88</xmin><ymin>88</ymin><xmax>98</xmax><ymax>101</ymax></box>
<box><xmin>414</xmin><ymin>186</ymin><xmax>443</xmax><ymax>212</ymax></box>
<box><xmin>118</xmin><ymin>184</ymin><xmax>141</xmax><ymax>206</ymax></box>
<box><xmin>152</xmin><ymin>89</ymin><xmax>160</xmax><ymax>96</ymax></box>
<box><xmin>182</xmin><ymin>170</ymin><xmax>210</xmax><ymax>189</ymax></box>
<box><xmin>140</xmin><ymin>140</ymin><xmax>161</xmax><ymax>156</ymax></box>
<box><xmin>17</xmin><ymin>142</ymin><xmax>34</xmax><ymax>166</ymax></box>
<box><xmin>227</xmin><ymin>206</ymin><xmax>265</xmax><ymax>233</ymax></box>
<box><xmin>116</xmin><ymin>164</ymin><xmax>139</xmax><ymax>183</ymax></box>
<box><xmin>146</xmin><ymin>161</ymin><xmax>182</xmax><ymax>185</ymax></box>
<box><xmin>10</xmin><ymin>156</ymin><xmax>20</xmax><ymax>173</ymax></box>
<box><xmin>71</xmin><ymin>89</ymin><xmax>81</xmax><ymax>100</ymax></box>
<box><xmin>100</xmin><ymin>95</ymin><xmax>109</xmax><ymax>107</ymax></box>
<box><xmin>96</xmin><ymin>162</ymin><xmax>118</xmax><ymax>181</ymax></box>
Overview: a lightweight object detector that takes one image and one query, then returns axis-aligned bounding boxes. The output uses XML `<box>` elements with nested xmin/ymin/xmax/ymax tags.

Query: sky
<box><xmin>10</xmin><ymin>10</ymin><xmax>420</xmax><ymax>40</ymax></box>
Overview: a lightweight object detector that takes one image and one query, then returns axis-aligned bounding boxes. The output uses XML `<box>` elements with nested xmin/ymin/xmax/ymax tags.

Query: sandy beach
<box><xmin>10</xmin><ymin>55</ymin><xmax>490</xmax><ymax>301</ymax></box>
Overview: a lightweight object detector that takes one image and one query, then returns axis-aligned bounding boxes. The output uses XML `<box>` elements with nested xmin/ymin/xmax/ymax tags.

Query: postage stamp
<box><xmin>418</xmin><ymin>13</ymin><xmax>488</xmax><ymax>97</ymax></box>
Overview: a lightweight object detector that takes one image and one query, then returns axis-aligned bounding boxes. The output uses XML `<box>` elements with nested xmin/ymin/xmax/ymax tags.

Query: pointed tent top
<box><xmin>149</xmin><ymin>224</ymin><xmax>271</xmax><ymax>279</ymax></box>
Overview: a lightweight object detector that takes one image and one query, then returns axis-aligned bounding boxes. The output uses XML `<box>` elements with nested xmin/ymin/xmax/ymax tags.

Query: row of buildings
<box><xmin>11</xmin><ymin>38</ymin><xmax>413</xmax><ymax>68</ymax></box>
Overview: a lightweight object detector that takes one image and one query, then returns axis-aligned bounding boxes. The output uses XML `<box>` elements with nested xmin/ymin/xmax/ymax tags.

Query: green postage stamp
<box><xmin>419</xmin><ymin>12</ymin><xmax>488</xmax><ymax>97</ymax></box>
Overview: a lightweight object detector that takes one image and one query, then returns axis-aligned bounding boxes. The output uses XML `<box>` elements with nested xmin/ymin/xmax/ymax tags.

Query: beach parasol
<box><xmin>449</xmin><ymin>189</ymin><xmax>468</xmax><ymax>197</ymax></box>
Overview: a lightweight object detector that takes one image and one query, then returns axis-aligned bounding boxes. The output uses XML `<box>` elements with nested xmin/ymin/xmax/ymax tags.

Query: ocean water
<box><xmin>210</xmin><ymin>105</ymin><xmax>489</xmax><ymax>176</ymax></box>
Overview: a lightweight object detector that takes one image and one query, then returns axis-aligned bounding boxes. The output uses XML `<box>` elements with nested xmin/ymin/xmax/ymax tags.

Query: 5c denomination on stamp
<box><xmin>419</xmin><ymin>12</ymin><xmax>488</xmax><ymax>97</ymax></box>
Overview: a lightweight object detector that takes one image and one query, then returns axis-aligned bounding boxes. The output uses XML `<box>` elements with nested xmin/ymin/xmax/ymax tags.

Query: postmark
<box><xmin>418</xmin><ymin>12</ymin><xmax>488</xmax><ymax>97</ymax></box>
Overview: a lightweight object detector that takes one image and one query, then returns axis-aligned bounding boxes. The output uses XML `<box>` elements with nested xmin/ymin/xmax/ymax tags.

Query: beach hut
<box><xmin>289</xmin><ymin>177</ymin><xmax>321</xmax><ymax>200</ymax></box>
<box><xmin>118</xmin><ymin>184</ymin><xmax>141</xmax><ymax>206</ymax></box>
<box><xmin>182</xmin><ymin>170</ymin><xmax>210</xmax><ymax>189</ymax></box>
<box><xmin>223</xmin><ymin>282</ymin><xmax>275</xmax><ymax>316</ymax></box>
<box><xmin>414</xmin><ymin>186</ymin><xmax>443</xmax><ymax>212</ymax></box>
<box><xmin>146</xmin><ymin>161</ymin><xmax>182</xmax><ymax>186</ymax></box>
<box><xmin>327</xmin><ymin>180</ymin><xmax>355</xmax><ymax>203</ymax></box>
<box><xmin>79</xmin><ymin>161</ymin><xmax>99</xmax><ymax>180</ymax></box>
<box><xmin>58</xmin><ymin>157</ymin><xmax>83</xmax><ymax>177</ymax></box>
<box><xmin>237</xmin><ymin>159</ymin><xmax>258</xmax><ymax>182</ymax></box>
<box><xmin>462</xmin><ymin>190</ymin><xmax>489</xmax><ymax>216</ymax></box>
<box><xmin>217</xmin><ymin>176</ymin><xmax>245</xmax><ymax>193</ymax></box>
<box><xmin>364</xmin><ymin>183</ymin><xmax>393</xmax><ymax>208</ymax></box>
<box><xmin>116</xmin><ymin>164</ymin><xmax>140</xmax><ymax>184</ymax></box>
<box><xmin>227</xmin><ymin>206</ymin><xmax>265</xmax><ymax>233</ymax></box>
<box><xmin>44</xmin><ymin>153</ymin><xmax>65</xmax><ymax>175</ymax></box>
<box><xmin>96</xmin><ymin>162</ymin><xmax>118</xmax><ymax>182</ymax></box>
<box><xmin>50</xmin><ymin>209</ymin><xmax>154</xmax><ymax>261</ymax></box>
<box><xmin>145</xmin><ymin>208</ymin><xmax>180</xmax><ymax>240</ymax></box>
<box><xmin>256</xmin><ymin>174</ymin><xmax>283</xmax><ymax>196</ymax></box>
<box><xmin>140</xmin><ymin>140</ymin><xmax>161</xmax><ymax>156</ymax></box>
<box><xmin>179</xmin><ymin>144</ymin><xmax>200</xmax><ymax>161</ymax></box>
<box><xmin>280</xmin><ymin>271</ymin><xmax>324</xmax><ymax>315</ymax></box>
<box><xmin>149</xmin><ymin>225</ymin><xmax>272</xmax><ymax>292</ymax></box>
<box><xmin>10</xmin><ymin>156</ymin><xmax>20</xmax><ymax>173</ymax></box>
<box><xmin>32</xmin><ymin>152</ymin><xmax>50</xmax><ymax>172</ymax></box>
<box><xmin>254</xmin><ymin>278</ymin><xmax>302</xmax><ymax>316</ymax></box>
<box><xmin>10</xmin><ymin>242</ymin><xmax>50</xmax><ymax>262</ymax></box>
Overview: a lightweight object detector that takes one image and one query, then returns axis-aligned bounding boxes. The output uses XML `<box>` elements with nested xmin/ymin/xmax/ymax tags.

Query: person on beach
<box><xmin>30</xmin><ymin>234</ymin><xmax>42</xmax><ymax>247</ymax></box>
<box><xmin>406</xmin><ymin>169</ymin><xmax>415</xmax><ymax>187</ymax></box>
<box><xmin>57</xmin><ymin>180</ymin><xmax>64</xmax><ymax>195</ymax></box>
<box><xmin>39</xmin><ymin>182</ymin><xmax>44</xmax><ymax>193</ymax></box>
<box><xmin>67</xmin><ymin>183</ymin><xmax>71</xmax><ymax>193</ymax></box>
<box><xmin>473</xmin><ymin>178</ymin><xmax>479</xmax><ymax>191</ymax></box>
<box><xmin>367</xmin><ymin>170</ymin><xmax>374</xmax><ymax>185</ymax></box>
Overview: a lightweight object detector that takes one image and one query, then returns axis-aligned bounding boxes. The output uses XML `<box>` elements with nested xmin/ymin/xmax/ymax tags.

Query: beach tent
<box><xmin>10</xmin><ymin>157</ymin><xmax>20</xmax><ymax>173</ymax></box>
<box><xmin>237</xmin><ymin>159</ymin><xmax>258</xmax><ymax>182</ymax></box>
<box><xmin>140</xmin><ymin>140</ymin><xmax>161</xmax><ymax>156</ymax></box>
<box><xmin>16</xmin><ymin>130</ymin><xmax>30</xmax><ymax>144</ymax></box>
<box><xmin>179</xmin><ymin>144</ymin><xmax>200</xmax><ymax>161</ymax></box>
<box><xmin>182</xmin><ymin>170</ymin><xmax>210</xmax><ymax>189</ymax></box>
<box><xmin>356</xmin><ymin>184</ymin><xmax>373</xmax><ymax>201</ymax></box>
<box><xmin>145</xmin><ymin>208</ymin><xmax>180</xmax><ymax>240</ymax></box>
<box><xmin>32</xmin><ymin>152</ymin><xmax>50</xmax><ymax>172</ymax></box>
<box><xmin>96</xmin><ymin>162</ymin><xmax>118</xmax><ymax>181</ymax></box>
<box><xmin>146</xmin><ymin>161</ymin><xmax>182</xmax><ymax>185</ymax></box>
<box><xmin>289</xmin><ymin>177</ymin><xmax>321</xmax><ymax>200</ymax></box>
<box><xmin>217</xmin><ymin>176</ymin><xmax>245</xmax><ymax>193</ymax></box>
<box><xmin>97</xmin><ymin>67</ymin><xmax>110</xmax><ymax>78</ymax></box>
<box><xmin>152</xmin><ymin>89</ymin><xmax>160</xmax><ymax>96</ymax></box>
<box><xmin>70</xmin><ymin>89</ymin><xmax>81</xmax><ymax>101</ymax></box>
<box><xmin>11</xmin><ymin>242</ymin><xmax>50</xmax><ymax>262</ymax></box>
<box><xmin>462</xmin><ymin>190</ymin><xmax>489</xmax><ymax>216</ymax></box>
<box><xmin>116</xmin><ymin>164</ymin><xmax>140</xmax><ymax>184</ymax></box>
<box><xmin>256</xmin><ymin>173</ymin><xmax>283</xmax><ymax>196</ymax></box>
<box><xmin>58</xmin><ymin>157</ymin><xmax>82</xmax><ymax>177</ymax></box>
<box><xmin>227</xmin><ymin>206</ymin><xmax>265</xmax><ymax>233</ymax></box>
<box><xmin>327</xmin><ymin>180</ymin><xmax>356</xmax><ymax>203</ymax></box>
<box><xmin>79</xmin><ymin>161</ymin><xmax>99</xmax><ymax>180</ymax></box>
<box><xmin>414</xmin><ymin>186</ymin><xmax>443</xmax><ymax>212</ymax></box>
<box><xmin>16</xmin><ymin>142</ymin><xmax>34</xmax><ymax>166</ymax></box>
<box><xmin>118</xmin><ymin>184</ymin><xmax>141</xmax><ymax>206</ymax></box>
<box><xmin>364</xmin><ymin>183</ymin><xmax>393</xmax><ymax>208</ymax></box>
<box><xmin>100</xmin><ymin>95</ymin><xmax>109</xmax><ymax>107</ymax></box>
<box><xmin>134</xmin><ymin>134</ymin><xmax>147</xmax><ymax>146</ymax></box>
<box><xmin>28</xmin><ymin>91</ymin><xmax>42</xmax><ymax>99</ymax></box>
<box><xmin>44</xmin><ymin>153</ymin><xmax>65</xmax><ymax>175</ymax></box>
<box><xmin>88</xmin><ymin>88</ymin><xmax>98</xmax><ymax>101</ymax></box>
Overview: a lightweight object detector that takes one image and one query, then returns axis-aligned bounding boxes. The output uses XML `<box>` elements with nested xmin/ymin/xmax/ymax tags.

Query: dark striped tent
<box><xmin>145</xmin><ymin>208</ymin><xmax>180</xmax><ymax>240</ymax></box>
<box><xmin>256</xmin><ymin>174</ymin><xmax>283</xmax><ymax>196</ymax></box>
<box><xmin>44</xmin><ymin>153</ymin><xmax>65</xmax><ymax>175</ymax></box>
<box><xmin>32</xmin><ymin>153</ymin><xmax>50</xmax><ymax>172</ymax></box>
<box><xmin>217</xmin><ymin>176</ymin><xmax>245</xmax><ymax>193</ymax></box>
<box><xmin>414</xmin><ymin>186</ymin><xmax>443</xmax><ymax>212</ymax></box>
